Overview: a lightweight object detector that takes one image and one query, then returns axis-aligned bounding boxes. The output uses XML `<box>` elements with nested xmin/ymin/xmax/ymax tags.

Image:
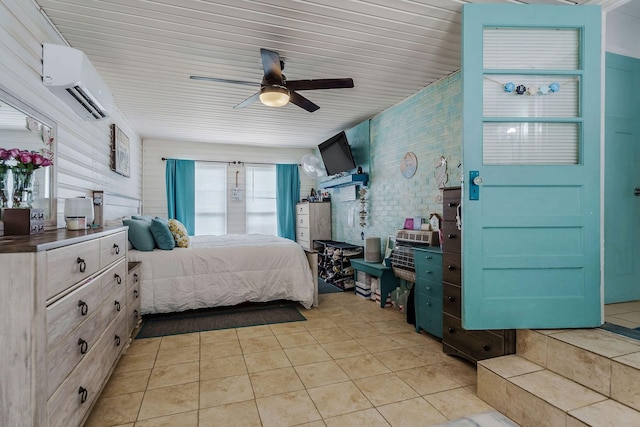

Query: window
<box><xmin>245</xmin><ymin>165</ymin><xmax>277</xmax><ymax>235</ymax></box>
<box><xmin>195</xmin><ymin>162</ymin><xmax>226</xmax><ymax>235</ymax></box>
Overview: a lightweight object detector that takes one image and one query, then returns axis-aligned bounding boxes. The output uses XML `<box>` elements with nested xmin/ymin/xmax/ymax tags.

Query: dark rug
<box><xmin>136</xmin><ymin>300</ymin><xmax>306</xmax><ymax>339</ymax></box>
<box><xmin>601</xmin><ymin>322</ymin><xmax>640</xmax><ymax>341</ymax></box>
<box><xmin>318</xmin><ymin>277</ymin><xmax>343</xmax><ymax>294</ymax></box>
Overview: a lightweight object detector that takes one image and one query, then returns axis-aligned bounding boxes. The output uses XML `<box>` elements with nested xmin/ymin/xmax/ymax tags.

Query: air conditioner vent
<box><xmin>65</xmin><ymin>85</ymin><xmax>108</xmax><ymax>120</ymax></box>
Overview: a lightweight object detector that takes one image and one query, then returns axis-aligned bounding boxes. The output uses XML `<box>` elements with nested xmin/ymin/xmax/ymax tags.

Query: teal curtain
<box><xmin>276</xmin><ymin>164</ymin><xmax>300</xmax><ymax>240</ymax></box>
<box><xmin>165</xmin><ymin>159</ymin><xmax>195</xmax><ymax>235</ymax></box>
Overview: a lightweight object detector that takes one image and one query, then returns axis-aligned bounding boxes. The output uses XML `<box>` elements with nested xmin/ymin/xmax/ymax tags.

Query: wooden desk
<box><xmin>350</xmin><ymin>258</ymin><xmax>400</xmax><ymax>308</ymax></box>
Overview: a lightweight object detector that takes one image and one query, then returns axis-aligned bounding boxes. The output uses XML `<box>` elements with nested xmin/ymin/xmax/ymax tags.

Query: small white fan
<box><xmin>301</xmin><ymin>154</ymin><xmax>327</xmax><ymax>178</ymax></box>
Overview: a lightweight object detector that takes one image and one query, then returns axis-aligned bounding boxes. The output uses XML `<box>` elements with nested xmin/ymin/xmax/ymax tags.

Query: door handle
<box><xmin>469</xmin><ymin>171</ymin><xmax>481</xmax><ymax>200</ymax></box>
<box><xmin>635</xmin><ymin>188</ymin><xmax>640</xmax><ymax>196</ymax></box>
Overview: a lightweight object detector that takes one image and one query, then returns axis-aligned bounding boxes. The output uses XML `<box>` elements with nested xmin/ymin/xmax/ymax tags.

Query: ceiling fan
<box><xmin>190</xmin><ymin>48</ymin><xmax>354</xmax><ymax>112</ymax></box>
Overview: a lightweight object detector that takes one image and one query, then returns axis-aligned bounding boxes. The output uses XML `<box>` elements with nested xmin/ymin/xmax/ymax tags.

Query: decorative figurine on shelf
<box><xmin>358</xmin><ymin>187</ymin><xmax>367</xmax><ymax>227</ymax></box>
<box><xmin>429</xmin><ymin>213</ymin><xmax>441</xmax><ymax>231</ymax></box>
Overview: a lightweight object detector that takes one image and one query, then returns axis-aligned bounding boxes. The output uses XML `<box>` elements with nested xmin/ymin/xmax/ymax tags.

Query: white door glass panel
<box><xmin>483</xmin><ymin>75</ymin><xmax>579</xmax><ymax>117</ymax></box>
<box><xmin>483</xmin><ymin>122</ymin><xmax>579</xmax><ymax>165</ymax></box>
<box><xmin>483</xmin><ymin>28</ymin><xmax>580</xmax><ymax>70</ymax></box>
<box><xmin>246</xmin><ymin>165</ymin><xmax>277</xmax><ymax>235</ymax></box>
<box><xmin>195</xmin><ymin>162</ymin><xmax>227</xmax><ymax>235</ymax></box>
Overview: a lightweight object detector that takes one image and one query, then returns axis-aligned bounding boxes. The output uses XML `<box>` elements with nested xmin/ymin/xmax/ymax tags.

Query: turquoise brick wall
<box><xmin>330</xmin><ymin>71</ymin><xmax>462</xmax><ymax>252</ymax></box>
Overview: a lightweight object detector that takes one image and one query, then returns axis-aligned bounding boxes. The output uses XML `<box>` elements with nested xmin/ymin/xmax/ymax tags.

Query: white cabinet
<box><xmin>0</xmin><ymin>227</ymin><xmax>129</xmax><ymax>427</ymax></box>
<box><xmin>296</xmin><ymin>202</ymin><xmax>331</xmax><ymax>250</ymax></box>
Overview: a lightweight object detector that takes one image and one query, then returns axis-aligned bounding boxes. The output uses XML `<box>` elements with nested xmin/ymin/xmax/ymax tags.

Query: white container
<box><xmin>64</xmin><ymin>197</ymin><xmax>94</xmax><ymax>225</ymax></box>
<box><xmin>66</xmin><ymin>216</ymin><xmax>87</xmax><ymax>230</ymax></box>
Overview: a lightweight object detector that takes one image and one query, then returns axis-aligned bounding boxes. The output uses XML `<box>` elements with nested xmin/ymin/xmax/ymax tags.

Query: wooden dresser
<box><xmin>295</xmin><ymin>201</ymin><xmax>331</xmax><ymax>250</ymax></box>
<box><xmin>440</xmin><ymin>187</ymin><xmax>516</xmax><ymax>364</ymax></box>
<box><xmin>0</xmin><ymin>226</ymin><xmax>131</xmax><ymax>426</ymax></box>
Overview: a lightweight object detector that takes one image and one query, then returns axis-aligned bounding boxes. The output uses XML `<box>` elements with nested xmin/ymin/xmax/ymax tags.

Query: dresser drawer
<box><xmin>414</xmin><ymin>249</ymin><xmax>442</xmax><ymax>271</ymax></box>
<box><xmin>102</xmin><ymin>280</ymin><xmax>127</xmax><ymax>331</ymax></box>
<box><xmin>46</xmin><ymin>239</ymin><xmax>101</xmax><ymax>300</ymax></box>
<box><xmin>297</xmin><ymin>227</ymin><xmax>310</xmax><ymax>242</ymax></box>
<box><xmin>415</xmin><ymin>293</ymin><xmax>442</xmax><ymax>338</ymax></box>
<box><xmin>127</xmin><ymin>263</ymin><xmax>141</xmax><ymax>308</ymax></box>
<box><xmin>443</xmin><ymin>191</ymin><xmax>461</xmax><ymax>221</ymax></box>
<box><xmin>443</xmin><ymin>282</ymin><xmax>461</xmax><ymax>318</ymax></box>
<box><xmin>442</xmin><ymin>252</ymin><xmax>461</xmax><ymax>284</ymax></box>
<box><xmin>443</xmin><ymin>313</ymin><xmax>507</xmax><ymax>361</ymax></box>
<box><xmin>415</xmin><ymin>279</ymin><xmax>443</xmax><ymax>300</ymax></box>
<box><xmin>99</xmin><ymin>231</ymin><xmax>127</xmax><ymax>268</ymax></box>
<box><xmin>297</xmin><ymin>213</ymin><xmax>310</xmax><ymax>228</ymax></box>
<box><xmin>296</xmin><ymin>203</ymin><xmax>309</xmax><ymax>215</ymax></box>
<box><xmin>441</xmin><ymin>221</ymin><xmax>461</xmax><ymax>254</ymax></box>
<box><xmin>47</xmin><ymin>275</ymin><xmax>103</xmax><ymax>351</ymax></box>
<box><xmin>101</xmin><ymin>258</ymin><xmax>127</xmax><ymax>302</ymax></box>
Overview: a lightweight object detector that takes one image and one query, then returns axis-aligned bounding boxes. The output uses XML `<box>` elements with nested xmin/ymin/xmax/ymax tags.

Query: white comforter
<box><xmin>128</xmin><ymin>234</ymin><xmax>315</xmax><ymax>314</ymax></box>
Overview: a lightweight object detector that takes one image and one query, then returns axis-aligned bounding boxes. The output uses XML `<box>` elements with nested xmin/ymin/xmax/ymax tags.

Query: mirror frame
<box><xmin>0</xmin><ymin>84</ymin><xmax>57</xmax><ymax>229</ymax></box>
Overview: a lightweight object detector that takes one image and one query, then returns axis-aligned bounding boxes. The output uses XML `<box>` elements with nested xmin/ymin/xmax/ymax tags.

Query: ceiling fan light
<box><xmin>259</xmin><ymin>85</ymin><xmax>290</xmax><ymax>107</ymax></box>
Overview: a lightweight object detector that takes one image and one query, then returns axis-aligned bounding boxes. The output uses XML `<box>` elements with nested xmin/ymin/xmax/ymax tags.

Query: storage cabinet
<box><xmin>295</xmin><ymin>201</ymin><xmax>331</xmax><ymax>250</ymax></box>
<box><xmin>127</xmin><ymin>261</ymin><xmax>143</xmax><ymax>335</ymax></box>
<box><xmin>0</xmin><ymin>227</ymin><xmax>130</xmax><ymax>426</ymax></box>
<box><xmin>414</xmin><ymin>247</ymin><xmax>443</xmax><ymax>338</ymax></box>
<box><xmin>441</xmin><ymin>187</ymin><xmax>516</xmax><ymax>364</ymax></box>
<box><xmin>315</xmin><ymin>240</ymin><xmax>363</xmax><ymax>290</ymax></box>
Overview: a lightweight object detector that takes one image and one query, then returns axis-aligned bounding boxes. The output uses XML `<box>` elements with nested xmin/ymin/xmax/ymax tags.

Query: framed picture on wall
<box><xmin>110</xmin><ymin>123</ymin><xmax>130</xmax><ymax>177</ymax></box>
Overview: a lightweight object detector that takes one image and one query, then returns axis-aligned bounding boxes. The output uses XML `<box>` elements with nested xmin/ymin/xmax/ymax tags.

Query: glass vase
<box><xmin>0</xmin><ymin>168</ymin><xmax>8</xmax><ymax>208</ymax></box>
<box><xmin>11</xmin><ymin>168</ymin><xmax>34</xmax><ymax>208</ymax></box>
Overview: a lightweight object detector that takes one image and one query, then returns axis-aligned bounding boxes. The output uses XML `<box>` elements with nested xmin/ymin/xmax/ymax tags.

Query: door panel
<box><xmin>462</xmin><ymin>4</ymin><xmax>602</xmax><ymax>329</ymax></box>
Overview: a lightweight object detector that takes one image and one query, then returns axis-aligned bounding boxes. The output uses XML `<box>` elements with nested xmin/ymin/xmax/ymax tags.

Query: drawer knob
<box><xmin>133</xmin><ymin>289</ymin><xmax>139</xmax><ymax>299</ymax></box>
<box><xmin>134</xmin><ymin>273</ymin><xmax>139</xmax><ymax>283</ymax></box>
<box><xmin>482</xmin><ymin>344</ymin><xmax>491</xmax><ymax>351</ymax></box>
<box><xmin>425</xmin><ymin>286</ymin><xmax>431</xmax><ymax>290</ymax></box>
<box><xmin>78</xmin><ymin>300</ymin><xmax>88</xmax><ymax>316</ymax></box>
<box><xmin>78</xmin><ymin>387</ymin><xmax>88</xmax><ymax>404</ymax></box>
<box><xmin>447</xmin><ymin>296</ymin><xmax>455</xmax><ymax>302</ymax></box>
<box><xmin>77</xmin><ymin>257</ymin><xmax>86</xmax><ymax>273</ymax></box>
<box><xmin>447</xmin><ymin>234</ymin><xmax>456</xmax><ymax>239</ymax></box>
<box><xmin>425</xmin><ymin>256</ymin><xmax>432</xmax><ymax>260</ymax></box>
<box><xmin>113</xmin><ymin>243</ymin><xmax>120</xmax><ymax>255</ymax></box>
<box><xmin>115</xmin><ymin>335</ymin><xmax>121</xmax><ymax>347</ymax></box>
<box><xmin>426</xmin><ymin>302</ymin><xmax>431</xmax><ymax>306</ymax></box>
<box><xmin>115</xmin><ymin>274</ymin><xmax>122</xmax><ymax>285</ymax></box>
<box><xmin>78</xmin><ymin>338</ymin><xmax>88</xmax><ymax>354</ymax></box>
<box><xmin>114</xmin><ymin>300</ymin><xmax>121</xmax><ymax>312</ymax></box>
<box><xmin>448</xmin><ymin>327</ymin><xmax>455</xmax><ymax>333</ymax></box>
<box><xmin>448</xmin><ymin>202</ymin><xmax>457</xmax><ymax>207</ymax></box>
<box><xmin>447</xmin><ymin>265</ymin><xmax>456</xmax><ymax>271</ymax></box>
<box><xmin>425</xmin><ymin>270</ymin><xmax>433</xmax><ymax>274</ymax></box>
<box><xmin>134</xmin><ymin>309</ymin><xmax>139</xmax><ymax>320</ymax></box>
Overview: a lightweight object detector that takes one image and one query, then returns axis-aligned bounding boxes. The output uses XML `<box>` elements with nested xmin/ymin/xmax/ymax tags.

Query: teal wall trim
<box><xmin>328</xmin><ymin>71</ymin><xmax>462</xmax><ymax>249</ymax></box>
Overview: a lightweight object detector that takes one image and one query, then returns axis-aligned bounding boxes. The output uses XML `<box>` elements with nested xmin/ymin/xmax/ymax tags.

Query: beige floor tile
<box><xmin>200</xmin><ymin>340</ymin><xmax>242</xmax><ymax>360</ymax></box>
<box><xmin>199</xmin><ymin>400</ymin><xmax>262</xmax><ymax>427</ymax></box>
<box><xmin>275</xmin><ymin>331</ymin><xmax>318</xmax><ymax>348</ymax></box>
<box><xmin>236</xmin><ymin>324</ymin><xmax>274</xmax><ymax>339</ymax></box>
<box><xmin>613</xmin><ymin>311</ymin><xmax>640</xmax><ymax>324</ymax></box>
<box><xmin>295</xmin><ymin>421</ymin><xmax>327</xmax><ymax>427</ymax></box>
<box><xmin>374</xmin><ymin>348</ymin><xmax>427</xmax><ymax>371</ymax></box>
<box><xmin>244</xmin><ymin>349</ymin><xmax>292</xmax><ymax>373</ymax></box>
<box><xmin>83</xmin><ymin>392</ymin><xmax>144</xmax><ymax>427</ymax></box>
<box><xmin>154</xmin><ymin>345</ymin><xmax>199</xmax><ymax>367</ymax></box>
<box><xmin>605</xmin><ymin>303</ymin><xmax>635</xmax><ymax>316</ymax></box>
<box><xmin>307</xmin><ymin>381</ymin><xmax>372</xmax><ymax>418</ymax></box>
<box><xmin>249</xmin><ymin>366</ymin><xmax>305</xmax><ymax>398</ymax></box>
<box><xmin>551</xmin><ymin>328</ymin><xmax>640</xmax><ymax>358</ymax></box>
<box><xmin>133</xmin><ymin>410</ymin><xmax>198</xmax><ymax>427</ymax></box>
<box><xmin>438</xmin><ymin>359</ymin><xmax>478</xmax><ymax>387</ymax></box>
<box><xmin>547</xmin><ymin>338</ymin><xmax>611</xmax><ymax>395</ymax></box>
<box><xmin>342</xmin><ymin>325</ymin><xmax>384</xmax><ymax>339</ymax></box>
<box><xmin>611</xmin><ymin>356</ymin><xmax>640</xmax><ymax>411</ymax></box>
<box><xmin>389</xmin><ymin>331</ymin><xmax>434</xmax><ymax>348</ymax></box>
<box><xmin>479</xmin><ymin>355</ymin><xmax>543</xmax><ymax>379</ymax></box>
<box><xmin>354</xmin><ymin>372</ymin><xmax>419</xmax><ymax>406</ymax></box>
<box><xmin>321</xmin><ymin>339</ymin><xmax>368</xmax><ymax>359</ymax></box>
<box><xmin>200</xmin><ymin>355</ymin><xmax>247</xmax><ymax>381</ymax></box>
<box><xmin>606</xmin><ymin>316</ymin><xmax>640</xmax><ymax>329</ymax></box>
<box><xmin>356</xmin><ymin>335</ymin><xmax>402</xmax><ymax>353</ymax></box>
<box><xmin>137</xmin><ymin>382</ymin><xmax>199</xmax><ymax>420</ymax></box>
<box><xmin>147</xmin><ymin>361</ymin><xmax>199</xmax><ymax>389</ymax></box>
<box><xmin>505</xmin><ymin>381</ymin><xmax>567</xmax><ymax>427</ymax></box>
<box><xmin>395</xmin><ymin>365</ymin><xmax>462</xmax><ymax>395</ymax></box>
<box><xmin>406</xmin><ymin>345</ymin><xmax>454</xmax><ymax>364</ymax></box>
<box><xmin>424</xmin><ymin>387</ymin><xmax>494</xmax><ymax>420</ymax></box>
<box><xmin>114</xmin><ymin>352</ymin><xmax>157</xmax><ymax>374</ymax></box>
<box><xmin>200</xmin><ymin>374</ymin><xmax>255</xmax><ymax>409</ymax></box>
<box><xmin>284</xmin><ymin>343</ymin><xmax>332</xmax><ymax>366</ymax></box>
<box><xmin>329</xmin><ymin>314</ymin><xmax>367</xmax><ymax>326</ymax></box>
<box><xmin>324</xmin><ymin>408</ymin><xmax>390</xmax><ymax>427</ymax></box>
<box><xmin>568</xmin><ymin>399</ymin><xmax>640</xmax><ymax>427</ymax></box>
<box><xmin>128</xmin><ymin>337</ymin><xmax>161</xmax><ymax>355</ymax></box>
<box><xmin>316</xmin><ymin>306</ymin><xmax>354</xmax><ymax>317</ymax></box>
<box><xmin>256</xmin><ymin>390</ymin><xmax>322</xmax><ymax>427</ymax></box>
<box><xmin>240</xmin><ymin>335</ymin><xmax>282</xmax><ymax>354</ymax></box>
<box><xmin>516</xmin><ymin>329</ymin><xmax>548</xmax><ymax>367</ymax></box>
<box><xmin>269</xmin><ymin>321</ymin><xmax>308</xmax><ymax>335</ymax></box>
<box><xmin>200</xmin><ymin>328</ymin><xmax>238</xmax><ymax>344</ymax></box>
<box><xmin>377</xmin><ymin>397</ymin><xmax>448</xmax><ymax>427</ymax></box>
<box><xmin>309</xmin><ymin>327</ymin><xmax>352</xmax><ymax>344</ymax></box>
<box><xmin>159</xmin><ymin>333</ymin><xmax>199</xmax><ymax>350</ymax></box>
<box><xmin>303</xmin><ymin>317</ymin><xmax>339</xmax><ymax>331</ymax></box>
<box><xmin>295</xmin><ymin>360</ymin><xmax>350</xmax><ymax>388</ymax></box>
<box><xmin>477</xmin><ymin>365</ymin><xmax>508</xmax><ymax>414</ymax></box>
<box><xmin>338</xmin><ymin>354</ymin><xmax>391</xmax><ymax>380</ymax></box>
<box><xmin>100</xmin><ymin>368</ymin><xmax>151</xmax><ymax>397</ymax></box>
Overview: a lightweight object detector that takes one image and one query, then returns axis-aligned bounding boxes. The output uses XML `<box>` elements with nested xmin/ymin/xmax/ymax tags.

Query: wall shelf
<box><xmin>319</xmin><ymin>173</ymin><xmax>368</xmax><ymax>189</ymax></box>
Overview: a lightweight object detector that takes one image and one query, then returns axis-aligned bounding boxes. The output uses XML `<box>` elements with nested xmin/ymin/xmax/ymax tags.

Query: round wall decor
<box><xmin>401</xmin><ymin>152</ymin><xmax>417</xmax><ymax>178</ymax></box>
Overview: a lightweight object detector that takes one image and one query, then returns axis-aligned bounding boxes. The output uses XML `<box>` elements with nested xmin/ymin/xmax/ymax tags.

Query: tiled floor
<box><xmin>84</xmin><ymin>291</ymin><xmax>508</xmax><ymax>427</ymax></box>
<box><xmin>605</xmin><ymin>300</ymin><xmax>640</xmax><ymax>329</ymax></box>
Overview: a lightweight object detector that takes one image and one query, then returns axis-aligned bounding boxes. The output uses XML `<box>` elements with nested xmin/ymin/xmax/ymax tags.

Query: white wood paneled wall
<box><xmin>0</xmin><ymin>1</ymin><xmax>142</xmax><ymax>228</ymax></box>
<box><xmin>143</xmin><ymin>138</ymin><xmax>314</xmax><ymax>234</ymax></box>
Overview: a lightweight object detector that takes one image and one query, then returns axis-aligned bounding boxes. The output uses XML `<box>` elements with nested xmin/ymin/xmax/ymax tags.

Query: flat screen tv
<box><xmin>318</xmin><ymin>131</ymin><xmax>356</xmax><ymax>176</ymax></box>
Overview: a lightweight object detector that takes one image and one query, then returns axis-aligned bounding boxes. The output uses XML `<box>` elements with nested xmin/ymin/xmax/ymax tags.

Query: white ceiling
<box><xmin>34</xmin><ymin>0</ymin><xmax>628</xmax><ymax>149</ymax></box>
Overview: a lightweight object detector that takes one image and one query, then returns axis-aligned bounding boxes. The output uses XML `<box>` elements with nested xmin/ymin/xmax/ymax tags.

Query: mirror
<box><xmin>0</xmin><ymin>85</ymin><xmax>57</xmax><ymax>228</ymax></box>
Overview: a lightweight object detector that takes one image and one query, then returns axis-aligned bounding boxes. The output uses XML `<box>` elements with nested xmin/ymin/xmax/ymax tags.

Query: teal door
<box><xmin>604</xmin><ymin>53</ymin><xmax>640</xmax><ymax>303</ymax></box>
<box><xmin>462</xmin><ymin>4</ymin><xmax>602</xmax><ymax>329</ymax></box>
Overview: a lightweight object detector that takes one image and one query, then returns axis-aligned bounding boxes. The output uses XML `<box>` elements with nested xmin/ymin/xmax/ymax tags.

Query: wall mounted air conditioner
<box><xmin>42</xmin><ymin>43</ymin><xmax>113</xmax><ymax>120</ymax></box>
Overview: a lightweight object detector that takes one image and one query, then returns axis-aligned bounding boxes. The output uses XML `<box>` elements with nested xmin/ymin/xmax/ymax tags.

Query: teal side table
<box><xmin>349</xmin><ymin>258</ymin><xmax>400</xmax><ymax>308</ymax></box>
<box><xmin>414</xmin><ymin>247</ymin><xmax>443</xmax><ymax>338</ymax></box>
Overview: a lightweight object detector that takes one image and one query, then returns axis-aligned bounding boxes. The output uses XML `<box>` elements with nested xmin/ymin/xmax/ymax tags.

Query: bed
<box><xmin>127</xmin><ymin>233</ymin><xmax>317</xmax><ymax>315</ymax></box>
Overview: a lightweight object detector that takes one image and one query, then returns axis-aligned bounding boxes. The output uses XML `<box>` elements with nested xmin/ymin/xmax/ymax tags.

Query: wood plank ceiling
<box><xmin>34</xmin><ymin>0</ymin><xmax>621</xmax><ymax>148</ymax></box>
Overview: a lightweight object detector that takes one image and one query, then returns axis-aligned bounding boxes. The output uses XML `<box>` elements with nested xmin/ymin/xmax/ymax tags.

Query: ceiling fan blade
<box><xmin>289</xmin><ymin>91</ymin><xmax>320</xmax><ymax>113</ymax></box>
<box><xmin>190</xmin><ymin>75</ymin><xmax>260</xmax><ymax>87</ymax></box>
<box><xmin>286</xmin><ymin>78</ymin><xmax>354</xmax><ymax>91</ymax></box>
<box><xmin>260</xmin><ymin>48</ymin><xmax>283</xmax><ymax>83</ymax></box>
<box><xmin>233</xmin><ymin>92</ymin><xmax>261</xmax><ymax>109</ymax></box>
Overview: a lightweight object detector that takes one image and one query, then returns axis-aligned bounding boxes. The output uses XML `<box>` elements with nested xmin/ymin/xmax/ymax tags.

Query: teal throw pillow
<box><xmin>132</xmin><ymin>215</ymin><xmax>154</xmax><ymax>224</ymax></box>
<box><xmin>149</xmin><ymin>218</ymin><xmax>175</xmax><ymax>250</ymax></box>
<box><xmin>123</xmin><ymin>218</ymin><xmax>156</xmax><ymax>251</ymax></box>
